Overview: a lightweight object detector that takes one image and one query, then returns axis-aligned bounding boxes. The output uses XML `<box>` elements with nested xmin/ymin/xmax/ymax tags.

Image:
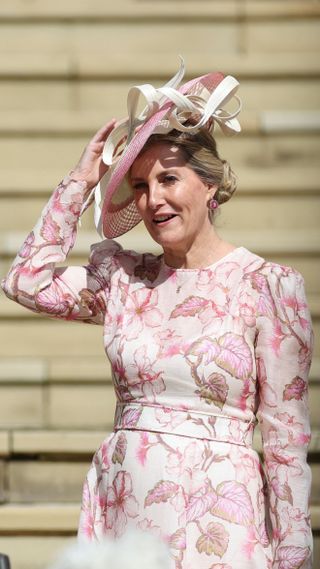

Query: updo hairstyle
<box><xmin>139</xmin><ymin>121</ymin><xmax>237</xmax><ymax>206</ymax></box>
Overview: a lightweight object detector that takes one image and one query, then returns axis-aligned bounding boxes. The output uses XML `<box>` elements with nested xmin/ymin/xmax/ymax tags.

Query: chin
<box><xmin>150</xmin><ymin>232</ymin><xmax>182</xmax><ymax>250</ymax></box>
<box><xmin>146</xmin><ymin>223</ymin><xmax>182</xmax><ymax>241</ymax></box>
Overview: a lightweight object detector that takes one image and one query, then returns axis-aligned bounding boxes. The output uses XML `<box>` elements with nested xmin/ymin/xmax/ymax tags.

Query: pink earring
<box><xmin>208</xmin><ymin>197</ymin><xmax>219</xmax><ymax>211</ymax></box>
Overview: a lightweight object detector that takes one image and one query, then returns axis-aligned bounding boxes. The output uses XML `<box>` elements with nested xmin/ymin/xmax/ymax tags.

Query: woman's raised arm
<box><xmin>1</xmin><ymin>120</ymin><xmax>120</xmax><ymax>325</ymax></box>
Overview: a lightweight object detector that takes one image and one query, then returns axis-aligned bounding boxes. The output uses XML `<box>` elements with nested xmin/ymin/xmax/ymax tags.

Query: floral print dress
<box><xmin>1</xmin><ymin>175</ymin><xmax>313</xmax><ymax>569</ymax></box>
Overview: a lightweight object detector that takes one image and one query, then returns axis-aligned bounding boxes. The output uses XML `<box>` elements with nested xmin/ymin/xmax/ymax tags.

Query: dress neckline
<box><xmin>160</xmin><ymin>246</ymin><xmax>246</xmax><ymax>273</ymax></box>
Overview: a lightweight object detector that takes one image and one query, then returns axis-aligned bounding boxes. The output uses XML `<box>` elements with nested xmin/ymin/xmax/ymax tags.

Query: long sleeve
<box><xmin>255</xmin><ymin>265</ymin><xmax>313</xmax><ymax>567</ymax></box>
<box><xmin>1</xmin><ymin>173</ymin><xmax>121</xmax><ymax>325</ymax></box>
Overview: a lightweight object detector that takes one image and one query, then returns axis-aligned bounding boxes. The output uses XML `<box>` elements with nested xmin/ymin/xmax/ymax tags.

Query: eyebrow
<box><xmin>130</xmin><ymin>176</ymin><xmax>146</xmax><ymax>183</ymax></box>
<box><xmin>130</xmin><ymin>168</ymin><xmax>180</xmax><ymax>183</ymax></box>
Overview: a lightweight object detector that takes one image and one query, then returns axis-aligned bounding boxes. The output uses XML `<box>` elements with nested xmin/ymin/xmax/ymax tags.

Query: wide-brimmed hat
<box><xmin>83</xmin><ymin>59</ymin><xmax>242</xmax><ymax>239</ymax></box>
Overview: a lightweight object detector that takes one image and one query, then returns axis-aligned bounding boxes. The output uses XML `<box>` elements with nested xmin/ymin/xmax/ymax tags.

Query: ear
<box><xmin>206</xmin><ymin>184</ymin><xmax>217</xmax><ymax>199</ymax></box>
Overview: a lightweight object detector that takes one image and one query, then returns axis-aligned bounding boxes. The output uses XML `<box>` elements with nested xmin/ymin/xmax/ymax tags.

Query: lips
<box><xmin>153</xmin><ymin>214</ymin><xmax>177</xmax><ymax>224</ymax></box>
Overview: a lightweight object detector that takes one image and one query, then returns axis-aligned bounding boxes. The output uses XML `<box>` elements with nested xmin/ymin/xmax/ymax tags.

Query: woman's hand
<box><xmin>71</xmin><ymin>120</ymin><xmax>116</xmax><ymax>189</ymax></box>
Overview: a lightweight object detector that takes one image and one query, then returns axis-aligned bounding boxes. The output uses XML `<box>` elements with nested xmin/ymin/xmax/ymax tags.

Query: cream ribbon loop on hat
<box><xmin>102</xmin><ymin>59</ymin><xmax>186</xmax><ymax>167</ymax></box>
<box><xmin>162</xmin><ymin>76</ymin><xmax>241</xmax><ymax>135</ymax></box>
<box><xmin>102</xmin><ymin>65</ymin><xmax>241</xmax><ymax>168</ymax></box>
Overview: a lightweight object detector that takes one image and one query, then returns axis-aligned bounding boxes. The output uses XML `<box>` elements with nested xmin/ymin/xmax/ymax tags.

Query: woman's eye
<box><xmin>132</xmin><ymin>182</ymin><xmax>148</xmax><ymax>191</ymax></box>
<box><xmin>163</xmin><ymin>175</ymin><xmax>177</xmax><ymax>184</ymax></box>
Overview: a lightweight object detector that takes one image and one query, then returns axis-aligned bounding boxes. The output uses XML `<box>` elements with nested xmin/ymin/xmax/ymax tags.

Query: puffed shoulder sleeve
<box><xmin>255</xmin><ymin>265</ymin><xmax>313</xmax><ymax>567</ymax></box>
<box><xmin>1</xmin><ymin>173</ymin><xmax>122</xmax><ymax>325</ymax></box>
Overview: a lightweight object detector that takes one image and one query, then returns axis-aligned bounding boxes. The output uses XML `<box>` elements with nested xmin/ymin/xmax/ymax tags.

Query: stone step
<box><xmin>1</xmin><ymin>229</ymin><xmax>320</xmax><ymax>259</ymax></box>
<box><xmin>2</xmin><ymin>110</ymin><xmax>320</xmax><ymax>136</ymax></box>
<box><xmin>1</xmin><ymin>263</ymin><xmax>319</xmax><ymax>311</ymax></box>
<box><xmin>0</xmin><ymin>536</ymin><xmax>74</xmax><ymax>569</ymax></box>
<box><xmin>0</xmin><ymin>380</ymin><xmax>116</xmax><ymax>430</ymax></box>
<box><xmin>6</xmin><ymin>430</ymin><xmax>107</xmax><ymax>457</ymax></box>
<box><xmin>2</xmin><ymin>234</ymin><xmax>319</xmax><ymax>293</ymax></box>
<box><xmin>1</xmin><ymin>430</ymin><xmax>320</xmax><ymax>506</ymax></box>
<box><xmin>0</xmin><ymin>457</ymin><xmax>319</xmax><ymax>506</ymax></box>
<box><xmin>0</xmin><ymin>534</ymin><xmax>319</xmax><ymax>569</ymax></box>
<box><xmin>246</xmin><ymin>1</ymin><xmax>320</xmax><ymax>19</ymax></box>
<box><xmin>1</xmin><ymin>316</ymin><xmax>317</xmax><ymax>360</ymax></box>
<box><xmin>2</xmin><ymin>513</ymin><xmax>315</xmax><ymax>569</ymax></box>
<box><xmin>1</xmin><ymin>503</ymin><xmax>318</xmax><ymax>534</ymax></box>
<box><xmin>1</xmin><ymin>425</ymin><xmax>318</xmax><ymax>457</ymax></box>
<box><xmin>2</xmin><ymin>0</ymin><xmax>237</xmax><ymax>19</ymax></box>
<box><xmin>1</xmin><ymin>134</ymin><xmax>319</xmax><ymax>178</ymax></box>
<box><xmin>0</xmin><ymin>355</ymin><xmax>318</xmax><ymax>431</ymax></box>
<box><xmin>0</xmin><ymin>378</ymin><xmax>319</xmax><ymax>430</ymax></box>
<box><xmin>1</xmin><ymin>77</ymin><xmax>319</xmax><ymax>115</ymax></box>
<box><xmin>0</xmin><ymin>13</ymin><xmax>319</xmax><ymax>69</ymax></box>
<box><xmin>0</xmin><ymin>166</ymin><xmax>319</xmax><ymax>197</ymax></box>
<box><xmin>1</xmin><ymin>1</ymin><xmax>319</xmax><ymax>20</ymax></box>
<box><xmin>0</xmin><ymin>355</ymin><xmax>318</xmax><ymax>386</ymax></box>
<box><xmin>0</xmin><ymin>369</ymin><xmax>319</xmax><ymax>430</ymax></box>
<box><xmin>4</xmin><ymin>461</ymin><xmax>88</xmax><ymax>503</ymax></box>
<box><xmin>0</xmin><ymin>325</ymin><xmax>318</xmax><ymax>428</ymax></box>
<box><xmin>0</xmin><ymin>503</ymin><xmax>79</xmax><ymax>533</ymax></box>
<box><xmin>1</xmin><ymin>193</ymin><xmax>319</xmax><ymax>234</ymax></box>
<box><xmin>0</xmin><ymin>53</ymin><xmax>319</xmax><ymax>81</ymax></box>
<box><xmin>0</xmin><ymin>433</ymin><xmax>9</xmax><ymax>457</ymax></box>
<box><xmin>0</xmin><ymin>289</ymin><xmax>316</xmax><ymax>319</ymax></box>
<box><xmin>0</xmin><ymin>355</ymin><xmax>111</xmax><ymax>383</ymax></box>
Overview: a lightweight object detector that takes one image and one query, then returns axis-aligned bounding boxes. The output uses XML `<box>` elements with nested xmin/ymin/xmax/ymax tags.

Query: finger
<box><xmin>93</xmin><ymin>119</ymin><xmax>117</xmax><ymax>143</ymax></box>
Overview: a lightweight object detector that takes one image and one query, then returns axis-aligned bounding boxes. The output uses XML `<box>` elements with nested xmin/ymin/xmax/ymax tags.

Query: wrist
<box><xmin>66</xmin><ymin>171</ymin><xmax>97</xmax><ymax>195</ymax></box>
<box><xmin>68</xmin><ymin>169</ymin><xmax>91</xmax><ymax>183</ymax></box>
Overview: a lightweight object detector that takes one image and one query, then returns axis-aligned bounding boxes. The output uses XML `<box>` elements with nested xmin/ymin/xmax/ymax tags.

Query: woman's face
<box><xmin>129</xmin><ymin>143</ymin><xmax>215</xmax><ymax>255</ymax></box>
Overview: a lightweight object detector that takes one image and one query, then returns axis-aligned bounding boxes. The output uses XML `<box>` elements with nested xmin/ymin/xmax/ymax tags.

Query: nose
<box><xmin>147</xmin><ymin>181</ymin><xmax>165</xmax><ymax>210</ymax></box>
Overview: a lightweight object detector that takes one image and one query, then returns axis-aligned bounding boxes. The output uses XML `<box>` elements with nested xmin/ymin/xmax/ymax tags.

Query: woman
<box><xmin>1</xmin><ymin>64</ymin><xmax>313</xmax><ymax>568</ymax></box>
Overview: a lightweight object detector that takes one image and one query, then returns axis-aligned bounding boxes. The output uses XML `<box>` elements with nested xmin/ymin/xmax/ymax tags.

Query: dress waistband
<box><xmin>114</xmin><ymin>402</ymin><xmax>255</xmax><ymax>448</ymax></box>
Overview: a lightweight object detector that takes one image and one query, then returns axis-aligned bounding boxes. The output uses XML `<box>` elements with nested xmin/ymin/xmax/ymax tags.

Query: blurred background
<box><xmin>0</xmin><ymin>1</ymin><xmax>319</xmax><ymax>567</ymax></box>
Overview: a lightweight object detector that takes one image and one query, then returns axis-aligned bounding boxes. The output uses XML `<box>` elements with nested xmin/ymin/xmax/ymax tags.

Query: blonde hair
<box><xmin>140</xmin><ymin>124</ymin><xmax>237</xmax><ymax>205</ymax></box>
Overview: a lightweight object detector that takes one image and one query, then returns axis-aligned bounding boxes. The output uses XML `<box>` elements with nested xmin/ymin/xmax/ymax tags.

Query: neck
<box><xmin>162</xmin><ymin>231</ymin><xmax>235</xmax><ymax>269</ymax></box>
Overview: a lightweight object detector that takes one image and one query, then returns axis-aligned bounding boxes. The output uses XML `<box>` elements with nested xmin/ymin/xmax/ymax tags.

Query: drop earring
<box><xmin>208</xmin><ymin>197</ymin><xmax>219</xmax><ymax>211</ymax></box>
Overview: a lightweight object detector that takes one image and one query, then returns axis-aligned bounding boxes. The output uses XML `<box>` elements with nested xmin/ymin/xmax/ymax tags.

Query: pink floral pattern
<box><xmin>101</xmin><ymin>470</ymin><xmax>139</xmax><ymax>537</ymax></box>
<box><xmin>1</xmin><ymin>175</ymin><xmax>313</xmax><ymax>568</ymax></box>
